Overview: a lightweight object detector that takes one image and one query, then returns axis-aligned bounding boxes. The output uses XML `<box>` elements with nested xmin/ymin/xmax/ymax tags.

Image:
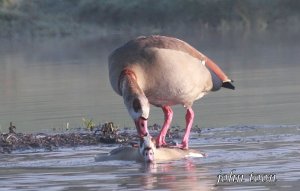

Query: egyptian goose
<box><xmin>95</xmin><ymin>134</ymin><xmax>204</xmax><ymax>163</ymax></box>
<box><xmin>108</xmin><ymin>35</ymin><xmax>234</xmax><ymax>149</ymax></box>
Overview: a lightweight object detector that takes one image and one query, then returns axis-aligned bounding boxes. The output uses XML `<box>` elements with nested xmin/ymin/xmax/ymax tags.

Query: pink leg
<box><xmin>156</xmin><ymin>106</ymin><xmax>173</xmax><ymax>147</ymax></box>
<box><xmin>180</xmin><ymin>108</ymin><xmax>194</xmax><ymax>150</ymax></box>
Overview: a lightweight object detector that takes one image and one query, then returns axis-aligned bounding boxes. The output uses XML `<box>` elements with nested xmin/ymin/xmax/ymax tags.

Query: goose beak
<box><xmin>135</xmin><ymin>117</ymin><xmax>149</xmax><ymax>137</ymax></box>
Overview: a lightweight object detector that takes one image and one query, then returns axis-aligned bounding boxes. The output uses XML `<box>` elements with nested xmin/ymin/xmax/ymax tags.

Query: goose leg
<box><xmin>179</xmin><ymin>107</ymin><xmax>194</xmax><ymax>150</ymax></box>
<box><xmin>156</xmin><ymin>106</ymin><xmax>173</xmax><ymax>147</ymax></box>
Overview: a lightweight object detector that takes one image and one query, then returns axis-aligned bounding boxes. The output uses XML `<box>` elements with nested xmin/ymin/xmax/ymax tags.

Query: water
<box><xmin>0</xmin><ymin>34</ymin><xmax>300</xmax><ymax>190</ymax></box>
<box><xmin>0</xmin><ymin>35</ymin><xmax>299</xmax><ymax>132</ymax></box>
<box><xmin>0</xmin><ymin>125</ymin><xmax>299</xmax><ymax>191</ymax></box>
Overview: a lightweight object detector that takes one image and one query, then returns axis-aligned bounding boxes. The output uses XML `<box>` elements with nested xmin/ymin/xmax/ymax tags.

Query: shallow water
<box><xmin>0</xmin><ymin>34</ymin><xmax>300</xmax><ymax>190</ymax></box>
<box><xmin>0</xmin><ymin>125</ymin><xmax>299</xmax><ymax>191</ymax></box>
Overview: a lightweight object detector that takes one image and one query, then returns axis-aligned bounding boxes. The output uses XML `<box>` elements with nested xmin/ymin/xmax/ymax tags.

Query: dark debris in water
<box><xmin>0</xmin><ymin>122</ymin><xmax>200</xmax><ymax>154</ymax></box>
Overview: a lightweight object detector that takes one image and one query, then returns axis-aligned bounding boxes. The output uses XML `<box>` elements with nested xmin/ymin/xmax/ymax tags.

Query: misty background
<box><xmin>1</xmin><ymin>0</ymin><xmax>300</xmax><ymax>38</ymax></box>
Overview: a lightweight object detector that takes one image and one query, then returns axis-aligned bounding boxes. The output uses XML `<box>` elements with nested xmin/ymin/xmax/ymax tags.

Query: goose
<box><xmin>95</xmin><ymin>134</ymin><xmax>204</xmax><ymax>163</ymax></box>
<box><xmin>108</xmin><ymin>35</ymin><xmax>234</xmax><ymax>149</ymax></box>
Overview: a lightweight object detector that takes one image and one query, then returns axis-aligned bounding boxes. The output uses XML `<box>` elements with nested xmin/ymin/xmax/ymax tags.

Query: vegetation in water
<box><xmin>0</xmin><ymin>121</ymin><xmax>202</xmax><ymax>154</ymax></box>
<box><xmin>0</xmin><ymin>121</ymin><xmax>128</xmax><ymax>153</ymax></box>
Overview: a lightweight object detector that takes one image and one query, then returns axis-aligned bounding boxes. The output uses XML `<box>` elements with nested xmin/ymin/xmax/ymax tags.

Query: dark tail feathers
<box><xmin>222</xmin><ymin>81</ymin><xmax>235</xmax><ymax>90</ymax></box>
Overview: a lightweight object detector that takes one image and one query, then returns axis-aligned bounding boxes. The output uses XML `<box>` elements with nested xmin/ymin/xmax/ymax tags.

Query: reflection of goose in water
<box><xmin>95</xmin><ymin>134</ymin><xmax>204</xmax><ymax>163</ymax></box>
<box><xmin>139</xmin><ymin>160</ymin><xmax>213</xmax><ymax>191</ymax></box>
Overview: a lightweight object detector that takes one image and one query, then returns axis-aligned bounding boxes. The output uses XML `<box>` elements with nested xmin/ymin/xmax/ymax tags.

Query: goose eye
<box><xmin>133</xmin><ymin>98</ymin><xmax>141</xmax><ymax>112</ymax></box>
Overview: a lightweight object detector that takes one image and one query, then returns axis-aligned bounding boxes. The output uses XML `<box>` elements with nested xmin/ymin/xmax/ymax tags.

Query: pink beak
<box><xmin>134</xmin><ymin>117</ymin><xmax>149</xmax><ymax>137</ymax></box>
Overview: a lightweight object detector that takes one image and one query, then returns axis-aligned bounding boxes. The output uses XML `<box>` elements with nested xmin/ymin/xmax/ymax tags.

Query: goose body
<box><xmin>95</xmin><ymin>146</ymin><xmax>143</xmax><ymax>162</ymax></box>
<box><xmin>95</xmin><ymin>134</ymin><xmax>204</xmax><ymax>163</ymax></box>
<box><xmin>108</xmin><ymin>35</ymin><xmax>234</xmax><ymax>149</ymax></box>
<box><xmin>95</xmin><ymin>146</ymin><xmax>203</xmax><ymax>162</ymax></box>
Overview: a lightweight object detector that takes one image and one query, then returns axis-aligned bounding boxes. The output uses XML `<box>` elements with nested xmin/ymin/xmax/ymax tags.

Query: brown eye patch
<box><xmin>133</xmin><ymin>98</ymin><xmax>141</xmax><ymax>112</ymax></box>
<box><xmin>143</xmin><ymin>147</ymin><xmax>152</xmax><ymax>156</ymax></box>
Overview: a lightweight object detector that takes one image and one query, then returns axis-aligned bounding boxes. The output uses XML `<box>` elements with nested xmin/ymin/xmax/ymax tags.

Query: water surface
<box><xmin>0</xmin><ymin>35</ymin><xmax>299</xmax><ymax>132</ymax></box>
<box><xmin>0</xmin><ymin>125</ymin><xmax>299</xmax><ymax>191</ymax></box>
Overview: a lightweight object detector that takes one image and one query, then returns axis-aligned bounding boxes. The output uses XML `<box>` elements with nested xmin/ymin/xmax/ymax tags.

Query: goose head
<box><xmin>123</xmin><ymin>85</ymin><xmax>150</xmax><ymax>137</ymax></box>
<box><xmin>139</xmin><ymin>133</ymin><xmax>156</xmax><ymax>163</ymax></box>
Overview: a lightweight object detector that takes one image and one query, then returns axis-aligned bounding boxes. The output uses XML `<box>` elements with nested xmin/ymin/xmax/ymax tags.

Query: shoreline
<box><xmin>0</xmin><ymin>122</ymin><xmax>201</xmax><ymax>154</ymax></box>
